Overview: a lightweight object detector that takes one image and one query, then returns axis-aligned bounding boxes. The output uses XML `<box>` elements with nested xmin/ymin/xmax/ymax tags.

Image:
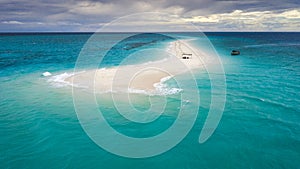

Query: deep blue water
<box><xmin>0</xmin><ymin>32</ymin><xmax>299</xmax><ymax>169</ymax></box>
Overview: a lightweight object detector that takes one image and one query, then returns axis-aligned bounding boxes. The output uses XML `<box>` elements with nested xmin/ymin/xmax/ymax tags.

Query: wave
<box><xmin>153</xmin><ymin>76</ymin><xmax>182</xmax><ymax>95</ymax></box>
<box><xmin>243</xmin><ymin>43</ymin><xmax>300</xmax><ymax>48</ymax></box>
<box><xmin>127</xmin><ymin>76</ymin><xmax>182</xmax><ymax>96</ymax></box>
<box><xmin>47</xmin><ymin>71</ymin><xmax>86</xmax><ymax>88</ymax></box>
<box><xmin>229</xmin><ymin>93</ymin><xmax>299</xmax><ymax>114</ymax></box>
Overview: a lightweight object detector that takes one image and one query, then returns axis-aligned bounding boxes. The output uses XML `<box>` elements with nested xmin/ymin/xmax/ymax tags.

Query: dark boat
<box><xmin>231</xmin><ymin>50</ymin><xmax>240</xmax><ymax>55</ymax></box>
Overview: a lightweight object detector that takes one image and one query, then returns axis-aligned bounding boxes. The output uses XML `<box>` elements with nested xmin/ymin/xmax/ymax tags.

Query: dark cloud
<box><xmin>0</xmin><ymin>0</ymin><xmax>299</xmax><ymax>31</ymax></box>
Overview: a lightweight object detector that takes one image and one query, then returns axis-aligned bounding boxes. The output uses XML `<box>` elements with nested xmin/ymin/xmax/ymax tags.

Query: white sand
<box><xmin>65</xmin><ymin>40</ymin><xmax>204</xmax><ymax>93</ymax></box>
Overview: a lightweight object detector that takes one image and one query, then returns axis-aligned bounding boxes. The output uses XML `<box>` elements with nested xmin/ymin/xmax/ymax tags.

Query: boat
<box><xmin>231</xmin><ymin>50</ymin><xmax>240</xmax><ymax>55</ymax></box>
<box><xmin>182</xmin><ymin>53</ymin><xmax>192</xmax><ymax>59</ymax></box>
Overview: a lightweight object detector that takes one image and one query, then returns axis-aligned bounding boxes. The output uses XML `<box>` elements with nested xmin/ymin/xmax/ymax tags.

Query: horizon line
<box><xmin>0</xmin><ymin>31</ymin><xmax>300</xmax><ymax>34</ymax></box>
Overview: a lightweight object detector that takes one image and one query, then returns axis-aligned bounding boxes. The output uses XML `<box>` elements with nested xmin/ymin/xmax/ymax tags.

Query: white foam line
<box><xmin>153</xmin><ymin>76</ymin><xmax>182</xmax><ymax>96</ymax></box>
<box><xmin>47</xmin><ymin>71</ymin><xmax>87</xmax><ymax>88</ymax></box>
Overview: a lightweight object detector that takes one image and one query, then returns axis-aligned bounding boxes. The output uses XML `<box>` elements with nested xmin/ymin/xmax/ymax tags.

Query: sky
<box><xmin>0</xmin><ymin>0</ymin><xmax>299</xmax><ymax>32</ymax></box>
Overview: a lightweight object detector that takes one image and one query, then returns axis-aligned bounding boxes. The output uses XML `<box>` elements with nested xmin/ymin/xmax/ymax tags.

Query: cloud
<box><xmin>2</xmin><ymin>21</ymin><xmax>24</xmax><ymax>24</ymax></box>
<box><xmin>0</xmin><ymin>0</ymin><xmax>299</xmax><ymax>31</ymax></box>
<box><xmin>184</xmin><ymin>9</ymin><xmax>300</xmax><ymax>31</ymax></box>
<box><xmin>94</xmin><ymin>13</ymin><xmax>196</xmax><ymax>32</ymax></box>
<box><xmin>65</xmin><ymin>1</ymin><xmax>184</xmax><ymax>17</ymax></box>
<box><xmin>68</xmin><ymin>1</ymin><xmax>118</xmax><ymax>15</ymax></box>
<box><xmin>280</xmin><ymin>9</ymin><xmax>300</xmax><ymax>18</ymax></box>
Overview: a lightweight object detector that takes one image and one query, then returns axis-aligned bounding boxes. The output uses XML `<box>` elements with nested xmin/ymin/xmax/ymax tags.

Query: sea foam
<box><xmin>127</xmin><ymin>76</ymin><xmax>182</xmax><ymax>96</ymax></box>
<box><xmin>47</xmin><ymin>71</ymin><xmax>86</xmax><ymax>88</ymax></box>
<box><xmin>153</xmin><ymin>76</ymin><xmax>182</xmax><ymax>95</ymax></box>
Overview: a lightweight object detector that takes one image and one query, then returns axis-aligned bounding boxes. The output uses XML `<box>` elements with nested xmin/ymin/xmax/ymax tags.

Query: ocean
<box><xmin>0</xmin><ymin>32</ymin><xmax>299</xmax><ymax>168</ymax></box>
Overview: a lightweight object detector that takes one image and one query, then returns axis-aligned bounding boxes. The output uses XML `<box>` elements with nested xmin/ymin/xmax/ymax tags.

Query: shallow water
<box><xmin>0</xmin><ymin>32</ymin><xmax>299</xmax><ymax>168</ymax></box>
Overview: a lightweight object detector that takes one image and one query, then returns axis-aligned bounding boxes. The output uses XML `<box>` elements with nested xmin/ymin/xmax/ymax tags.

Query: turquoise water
<box><xmin>0</xmin><ymin>32</ymin><xmax>300</xmax><ymax>168</ymax></box>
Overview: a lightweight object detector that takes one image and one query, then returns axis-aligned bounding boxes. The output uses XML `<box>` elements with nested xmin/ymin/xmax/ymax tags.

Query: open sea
<box><xmin>0</xmin><ymin>32</ymin><xmax>299</xmax><ymax>169</ymax></box>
